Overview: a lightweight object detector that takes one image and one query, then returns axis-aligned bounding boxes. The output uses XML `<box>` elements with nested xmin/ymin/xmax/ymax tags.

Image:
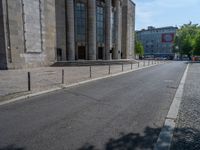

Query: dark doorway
<box><xmin>78</xmin><ymin>46</ymin><xmax>86</xmax><ymax>60</ymax></box>
<box><xmin>111</xmin><ymin>48</ymin><xmax>114</xmax><ymax>59</ymax></box>
<box><xmin>57</xmin><ymin>48</ymin><xmax>62</xmax><ymax>61</ymax></box>
<box><xmin>98</xmin><ymin>47</ymin><xmax>103</xmax><ymax>60</ymax></box>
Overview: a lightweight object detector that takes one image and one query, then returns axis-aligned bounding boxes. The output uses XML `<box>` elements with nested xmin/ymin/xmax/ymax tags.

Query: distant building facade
<box><xmin>136</xmin><ymin>26</ymin><xmax>177</xmax><ymax>59</ymax></box>
<box><xmin>0</xmin><ymin>0</ymin><xmax>135</xmax><ymax>69</ymax></box>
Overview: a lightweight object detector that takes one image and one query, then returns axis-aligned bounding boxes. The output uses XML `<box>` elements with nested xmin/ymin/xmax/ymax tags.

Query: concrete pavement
<box><xmin>0</xmin><ymin>62</ymin><xmax>187</xmax><ymax>150</ymax></box>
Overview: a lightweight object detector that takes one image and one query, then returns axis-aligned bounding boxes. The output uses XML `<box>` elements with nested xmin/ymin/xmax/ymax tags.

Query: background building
<box><xmin>136</xmin><ymin>26</ymin><xmax>177</xmax><ymax>59</ymax></box>
<box><xmin>0</xmin><ymin>0</ymin><xmax>135</xmax><ymax>70</ymax></box>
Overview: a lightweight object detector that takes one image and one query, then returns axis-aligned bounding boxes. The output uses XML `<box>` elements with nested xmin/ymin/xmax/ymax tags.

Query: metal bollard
<box><xmin>28</xmin><ymin>72</ymin><xmax>31</xmax><ymax>91</ymax></box>
<box><xmin>90</xmin><ymin>66</ymin><xmax>92</xmax><ymax>78</ymax></box>
<box><xmin>108</xmin><ymin>65</ymin><xmax>111</xmax><ymax>74</ymax></box>
<box><xmin>138</xmin><ymin>62</ymin><xmax>140</xmax><ymax>68</ymax></box>
<box><xmin>122</xmin><ymin>64</ymin><xmax>124</xmax><ymax>72</ymax></box>
<box><xmin>131</xmin><ymin>62</ymin><xmax>133</xmax><ymax>70</ymax></box>
<box><xmin>62</xmin><ymin>69</ymin><xmax>64</xmax><ymax>84</ymax></box>
<box><xmin>143</xmin><ymin>61</ymin><xmax>145</xmax><ymax>66</ymax></box>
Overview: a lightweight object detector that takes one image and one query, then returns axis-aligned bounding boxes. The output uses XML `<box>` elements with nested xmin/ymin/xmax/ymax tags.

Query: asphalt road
<box><xmin>0</xmin><ymin>62</ymin><xmax>187</xmax><ymax>150</ymax></box>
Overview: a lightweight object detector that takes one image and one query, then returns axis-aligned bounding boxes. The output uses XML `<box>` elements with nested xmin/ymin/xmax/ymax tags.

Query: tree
<box><xmin>193</xmin><ymin>32</ymin><xmax>200</xmax><ymax>56</ymax></box>
<box><xmin>174</xmin><ymin>22</ymin><xmax>200</xmax><ymax>59</ymax></box>
<box><xmin>135</xmin><ymin>40</ymin><xmax>144</xmax><ymax>58</ymax></box>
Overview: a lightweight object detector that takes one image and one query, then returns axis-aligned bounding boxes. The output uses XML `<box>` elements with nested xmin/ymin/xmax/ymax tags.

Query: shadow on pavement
<box><xmin>0</xmin><ymin>145</ymin><xmax>25</xmax><ymax>150</ymax></box>
<box><xmin>78</xmin><ymin>126</ymin><xmax>200</xmax><ymax>150</ymax></box>
<box><xmin>78</xmin><ymin>127</ymin><xmax>160</xmax><ymax>150</ymax></box>
<box><xmin>171</xmin><ymin>127</ymin><xmax>200</xmax><ymax>150</ymax></box>
<box><xmin>0</xmin><ymin>127</ymin><xmax>200</xmax><ymax>150</ymax></box>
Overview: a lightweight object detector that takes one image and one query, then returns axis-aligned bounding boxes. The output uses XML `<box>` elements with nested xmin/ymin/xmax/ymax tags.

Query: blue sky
<box><xmin>133</xmin><ymin>0</ymin><xmax>200</xmax><ymax>30</ymax></box>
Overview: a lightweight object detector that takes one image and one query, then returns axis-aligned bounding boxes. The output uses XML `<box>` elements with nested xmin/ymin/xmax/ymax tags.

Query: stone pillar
<box><xmin>88</xmin><ymin>0</ymin><xmax>96</xmax><ymax>60</ymax></box>
<box><xmin>105</xmin><ymin>0</ymin><xmax>112</xmax><ymax>60</ymax></box>
<box><xmin>113</xmin><ymin>0</ymin><xmax>122</xmax><ymax>59</ymax></box>
<box><xmin>66</xmin><ymin>0</ymin><xmax>75</xmax><ymax>61</ymax></box>
<box><xmin>55</xmin><ymin>0</ymin><xmax>67</xmax><ymax>61</ymax></box>
<box><xmin>0</xmin><ymin>0</ymin><xmax>8</xmax><ymax>69</ymax></box>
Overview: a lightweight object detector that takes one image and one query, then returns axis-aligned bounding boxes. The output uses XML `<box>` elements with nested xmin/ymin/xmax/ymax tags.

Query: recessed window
<box><xmin>96</xmin><ymin>6</ymin><xmax>105</xmax><ymax>43</ymax></box>
<box><xmin>75</xmin><ymin>3</ymin><xmax>86</xmax><ymax>42</ymax></box>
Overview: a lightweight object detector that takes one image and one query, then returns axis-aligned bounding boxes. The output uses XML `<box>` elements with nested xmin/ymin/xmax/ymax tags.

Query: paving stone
<box><xmin>171</xmin><ymin>63</ymin><xmax>200</xmax><ymax>150</ymax></box>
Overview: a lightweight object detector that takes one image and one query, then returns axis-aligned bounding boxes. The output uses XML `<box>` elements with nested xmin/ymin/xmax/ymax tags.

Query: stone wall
<box><xmin>0</xmin><ymin>0</ymin><xmax>56</xmax><ymax>69</ymax></box>
<box><xmin>6</xmin><ymin>0</ymin><xmax>25</xmax><ymax>69</ymax></box>
<box><xmin>23</xmin><ymin>0</ymin><xmax>42</xmax><ymax>53</ymax></box>
<box><xmin>41</xmin><ymin>0</ymin><xmax>56</xmax><ymax>66</ymax></box>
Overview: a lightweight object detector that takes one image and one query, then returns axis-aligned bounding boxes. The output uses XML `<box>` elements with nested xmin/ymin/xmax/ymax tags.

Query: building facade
<box><xmin>136</xmin><ymin>26</ymin><xmax>177</xmax><ymax>59</ymax></box>
<box><xmin>0</xmin><ymin>0</ymin><xmax>135</xmax><ymax>69</ymax></box>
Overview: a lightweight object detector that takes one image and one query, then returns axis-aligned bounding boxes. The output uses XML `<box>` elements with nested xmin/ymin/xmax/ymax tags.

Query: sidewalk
<box><xmin>171</xmin><ymin>63</ymin><xmax>200</xmax><ymax>150</ymax></box>
<box><xmin>0</xmin><ymin>60</ymin><xmax>162</xmax><ymax>102</ymax></box>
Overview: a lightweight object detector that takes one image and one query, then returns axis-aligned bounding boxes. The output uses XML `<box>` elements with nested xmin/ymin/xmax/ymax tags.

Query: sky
<box><xmin>133</xmin><ymin>0</ymin><xmax>200</xmax><ymax>30</ymax></box>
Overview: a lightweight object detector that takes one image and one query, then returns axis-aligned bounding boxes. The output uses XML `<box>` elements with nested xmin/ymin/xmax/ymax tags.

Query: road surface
<box><xmin>0</xmin><ymin>62</ymin><xmax>187</xmax><ymax>150</ymax></box>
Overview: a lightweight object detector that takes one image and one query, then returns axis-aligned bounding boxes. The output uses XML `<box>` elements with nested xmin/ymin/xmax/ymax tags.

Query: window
<box><xmin>96</xmin><ymin>6</ymin><xmax>105</xmax><ymax>43</ymax></box>
<box><xmin>75</xmin><ymin>3</ymin><xmax>86</xmax><ymax>42</ymax></box>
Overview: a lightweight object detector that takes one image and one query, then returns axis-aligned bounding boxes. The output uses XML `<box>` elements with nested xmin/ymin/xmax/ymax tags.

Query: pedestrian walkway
<box><xmin>171</xmin><ymin>63</ymin><xmax>200</xmax><ymax>150</ymax></box>
<box><xmin>0</xmin><ymin>60</ymin><xmax>162</xmax><ymax>102</ymax></box>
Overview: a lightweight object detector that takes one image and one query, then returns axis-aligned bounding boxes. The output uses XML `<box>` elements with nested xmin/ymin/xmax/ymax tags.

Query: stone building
<box><xmin>136</xmin><ymin>26</ymin><xmax>177</xmax><ymax>59</ymax></box>
<box><xmin>0</xmin><ymin>0</ymin><xmax>135</xmax><ymax>69</ymax></box>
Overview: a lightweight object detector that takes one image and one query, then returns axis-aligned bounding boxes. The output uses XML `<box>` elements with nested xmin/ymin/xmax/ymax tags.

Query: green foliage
<box><xmin>135</xmin><ymin>40</ymin><xmax>144</xmax><ymax>57</ymax></box>
<box><xmin>193</xmin><ymin>32</ymin><xmax>200</xmax><ymax>56</ymax></box>
<box><xmin>174</xmin><ymin>22</ymin><xmax>200</xmax><ymax>57</ymax></box>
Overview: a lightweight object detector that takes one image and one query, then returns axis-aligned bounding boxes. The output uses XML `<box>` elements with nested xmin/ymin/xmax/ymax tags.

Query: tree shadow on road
<box><xmin>78</xmin><ymin>127</ymin><xmax>160</xmax><ymax>150</ymax></box>
<box><xmin>78</xmin><ymin>126</ymin><xmax>200</xmax><ymax>150</ymax></box>
<box><xmin>171</xmin><ymin>127</ymin><xmax>200</xmax><ymax>150</ymax></box>
<box><xmin>0</xmin><ymin>145</ymin><xmax>25</xmax><ymax>150</ymax></box>
<box><xmin>1</xmin><ymin>127</ymin><xmax>200</xmax><ymax>150</ymax></box>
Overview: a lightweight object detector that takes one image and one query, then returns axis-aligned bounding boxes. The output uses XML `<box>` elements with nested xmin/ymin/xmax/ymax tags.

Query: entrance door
<box><xmin>78</xmin><ymin>46</ymin><xmax>86</xmax><ymax>60</ymax></box>
<box><xmin>98</xmin><ymin>47</ymin><xmax>103</xmax><ymax>60</ymax></box>
<box><xmin>57</xmin><ymin>48</ymin><xmax>62</xmax><ymax>61</ymax></box>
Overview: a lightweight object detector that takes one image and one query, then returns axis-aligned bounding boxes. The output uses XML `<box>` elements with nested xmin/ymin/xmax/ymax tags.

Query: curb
<box><xmin>154</xmin><ymin>64</ymin><xmax>189</xmax><ymax>150</ymax></box>
<box><xmin>0</xmin><ymin>63</ymin><xmax>163</xmax><ymax>106</ymax></box>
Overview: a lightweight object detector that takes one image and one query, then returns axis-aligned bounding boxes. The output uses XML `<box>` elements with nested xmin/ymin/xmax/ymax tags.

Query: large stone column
<box><xmin>0</xmin><ymin>0</ymin><xmax>8</xmax><ymax>69</ymax></box>
<box><xmin>113</xmin><ymin>0</ymin><xmax>122</xmax><ymax>59</ymax></box>
<box><xmin>105</xmin><ymin>0</ymin><xmax>112</xmax><ymax>60</ymax></box>
<box><xmin>55</xmin><ymin>0</ymin><xmax>67</xmax><ymax>61</ymax></box>
<box><xmin>88</xmin><ymin>0</ymin><xmax>96</xmax><ymax>60</ymax></box>
<box><xmin>66</xmin><ymin>0</ymin><xmax>75</xmax><ymax>61</ymax></box>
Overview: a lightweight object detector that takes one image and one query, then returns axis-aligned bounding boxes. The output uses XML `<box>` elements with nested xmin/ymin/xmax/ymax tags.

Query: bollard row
<box><xmin>26</xmin><ymin>61</ymin><xmax>151</xmax><ymax>91</ymax></box>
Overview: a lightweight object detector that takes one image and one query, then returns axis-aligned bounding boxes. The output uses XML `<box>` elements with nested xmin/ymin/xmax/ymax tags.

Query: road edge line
<box><xmin>0</xmin><ymin>63</ymin><xmax>162</xmax><ymax>106</ymax></box>
<box><xmin>154</xmin><ymin>63</ymin><xmax>189</xmax><ymax>150</ymax></box>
